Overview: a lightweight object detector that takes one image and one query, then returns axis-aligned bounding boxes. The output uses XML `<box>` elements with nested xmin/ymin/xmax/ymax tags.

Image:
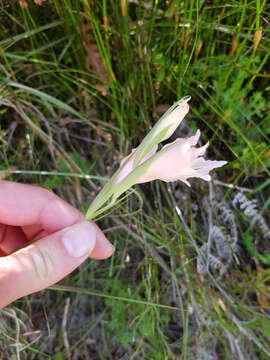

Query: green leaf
<box><xmin>6</xmin><ymin>81</ymin><xmax>87</xmax><ymax>122</ymax></box>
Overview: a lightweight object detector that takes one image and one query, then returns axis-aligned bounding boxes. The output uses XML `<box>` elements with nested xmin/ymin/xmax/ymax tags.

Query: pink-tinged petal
<box><xmin>116</xmin><ymin>145</ymin><xmax>158</xmax><ymax>184</ymax></box>
<box><xmin>142</xmin><ymin>144</ymin><xmax>158</xmax><ymax>162</ymax></box>
<box><xmin>198</xmin><ymin>174</ymin><xmax>212</xmax><ymax>181</ymax></box>
<box><xmin>190</xmin><ymin>142</ymin><xmax>209</xmax><ymax>158</ymax></box>
<box><xmin>135</xmin><ymin>131</ymin><xmax>227</xmax><ymax>185</ymax></box>
<box><xmin>182</xmin><ymin>179</ymin><xmax>191</xmax><ymax>187</ymax></box>
<box><xmin>116</xmin><ymin>149</ymin><xmax>136</xmax><ymax>183</ymax></box>
<box><xmin>163</xmin><ymin>99</ymin><xmax>190</xmax><ymax>140</ymax></box>
<box><xmin>187</xmin><ymin>129</ymin><xmax>201</xmax><ymax>146</ymax></box>
<box><xmin>193</xmin><ymin>159</ymin><xmax>227</xmax><ymax>171</ymax></box>
<box><xmin>119</xmin><ymin>148</ymin><xmax>136</xmax><ymax>167</ymax></box>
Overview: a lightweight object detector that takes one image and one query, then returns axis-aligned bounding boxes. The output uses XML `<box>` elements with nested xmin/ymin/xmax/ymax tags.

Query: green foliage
<box><xmin>105</xmin><ymin>279</ymin><xmax>170</xmax><ymax>357</ymax></box>
<box><xmin>1</xmin><ymin>0</ymin><xmax>270</xmax><ymax>358</ymax></box>
<box><xmin>192</xmin><ymin>55</ymin><xmax>270</xmax><ymax>176</ymax></box>
<box><xmin>244</xmin><ymin>233</ymin><xmax>270</xmax><ymax>266</ymax></box>
<box><xmin>105</xmin><ymin>280</ymin><xmax>133</xmax><ymax>346</ymax></box>
<box><xmin>245</xmin><ymin>315</ymin><xmax>270</xmax><ymax>338</ymax></box>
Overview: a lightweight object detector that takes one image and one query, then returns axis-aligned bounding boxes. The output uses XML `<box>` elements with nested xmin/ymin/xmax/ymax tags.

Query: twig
<box><xmin>212</xmin><ymin>179</ymin><xmax>252</xmax><ymax>193</ymax></box>
<box><xmin>62</xmin><ymin>297</ymin><xmax>71</xmax><ymax>359</ymax></box>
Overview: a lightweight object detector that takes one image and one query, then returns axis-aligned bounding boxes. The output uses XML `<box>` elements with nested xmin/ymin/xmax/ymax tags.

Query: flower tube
<box><xmin>115</xmin><ymin>130</ymin><xmax>227</xmax><ymax>191</ymax></box>
<box><xmin>134</xmin><ymin>130</ymin><xmax>227</xmax><ymax>186</ymax></box>
<box><xmin>86</xmin><ymin>97</ymin><xmax>227</xmax><ymax>220</ymax></box>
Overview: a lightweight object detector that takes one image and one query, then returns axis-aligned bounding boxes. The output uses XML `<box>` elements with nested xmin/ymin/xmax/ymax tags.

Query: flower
<box><xmin>86</xmin><ymin>96</ymin><xmax>227</xmax><ymax>220</ymax></box>
<box><xmin>135</xmin><ymin>129</ymin><xmax>227</xmax><ymax>186</ymax></box>
<box><xmin>116</xmin><ymin>130</ymin><xmax>227</xmax><ymax>187</ymax></box>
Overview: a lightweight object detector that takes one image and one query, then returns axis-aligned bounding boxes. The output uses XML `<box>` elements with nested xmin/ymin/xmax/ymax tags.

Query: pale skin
<box><xmin>0</xmin><ymin>181</ymin><xmax>115</xmax><ymax>309</ymax></box>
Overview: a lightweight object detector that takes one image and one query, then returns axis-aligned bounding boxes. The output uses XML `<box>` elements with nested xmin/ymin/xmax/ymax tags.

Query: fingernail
<box><xmin>62</xmin><ymin>221</ymin><xmax>96</xmax><ymax>258</ymax></box>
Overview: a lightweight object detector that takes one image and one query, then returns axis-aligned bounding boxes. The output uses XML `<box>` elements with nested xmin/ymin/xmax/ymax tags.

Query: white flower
<box><xmin>116</xmin><ymin>130</ymin><xmax>227</xmax><ymax>186</ymax></box>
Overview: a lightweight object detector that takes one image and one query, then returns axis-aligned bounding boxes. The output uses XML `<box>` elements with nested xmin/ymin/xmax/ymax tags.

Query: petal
<box><xmin>188</xmin><ymin>129</ymin><xmax>201</xmax><ymax>146</ymax></box>
<box><xmin>116</xmin><ymin>145</ymin><xmax>158</xmax><ymax>184</ymax></box>
<box><xmin>190</xmin><ymin>142</ymin><xmax>209</xmax><ymax>158</ymax></box>
<box><xmin>141</xmin><ymin>144</ymin><xmax>158</xmax><ymax>163</ymax></box>
<box><xmin>163</xmin><ymin>98</ymin><xmax>190</xmax><ymax>140</ymax></box>
<box><xmin>180</xmin><ymin>179</ymin><xmax>191</xmax><ymax>187</ymax></box>
<box><xmin>120</xmin><ymin>129</ymin><xmax>227</xmax><ymax>187</ymax></box>
<box><xmin>133</xmin><ymin>96</ymin><xmax>190</xmax><ymax>167</ymax></box>
<box><xmin>117</xmin><ymin>153</ymin><xmax>136</xmax><ymax>183</ymax></box>
<box><xmin>120</xmin><ymin>148</ymin><xmax>136</xmax><ymax>167</ymax></box>
<box><xmin>198</xmin><ymin>174</ymin><xmax>212</xmax><ymax>181</ymax></box>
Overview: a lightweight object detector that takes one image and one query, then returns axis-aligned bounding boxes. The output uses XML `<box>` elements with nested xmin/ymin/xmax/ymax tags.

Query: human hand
<box><xmin>0</xmin><ymin>180</ymin><xmax>114</xmax><ymax>309</ymax></box>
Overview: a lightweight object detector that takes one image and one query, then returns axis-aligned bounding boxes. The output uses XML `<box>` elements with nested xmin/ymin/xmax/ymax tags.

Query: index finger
<box><xmin>0</xmin><ymin>181</ymin><xmax>83</xmax><ymax>232</ymax></box>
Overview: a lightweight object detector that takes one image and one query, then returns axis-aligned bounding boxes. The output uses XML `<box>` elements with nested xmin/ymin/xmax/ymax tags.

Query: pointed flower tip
<box><xmin>216</xmin><ymin>160</ymin><xmax>228</xmax><ymax>168</ymax></box>
<box><xmin>179</xmin><ymin>95</ymin><xmax>191</xmax><ymax>103</ymax></box>
<box><xmin>194</xmin><ymin>129</ymin><xmax>201</xmax><ymax>144</ymax></box>
<box><xmin>171</xmin><ymin>96</ymin><xmax>190</xmax><ymax>117</ymax></box>
<box><xmin>172</xmin><ymin>96</ymin><xmax>191</xmax><ymax>112</ymax></box>
<box><xmin>182</xmin><ymin>179</ymin><xmax>191</xmax><ymax>187</ymax></box>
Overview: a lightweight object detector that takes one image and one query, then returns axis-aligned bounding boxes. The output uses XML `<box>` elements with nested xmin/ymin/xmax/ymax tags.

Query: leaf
<box><xmin>6</xmin><ymin>81</ymin><xmax>86</xmax><ymax>121</ymax></box>
<box><xmin>245</xmin><ymin>315</ymin><xmax>270</xmax><ymax>337</ymax></box>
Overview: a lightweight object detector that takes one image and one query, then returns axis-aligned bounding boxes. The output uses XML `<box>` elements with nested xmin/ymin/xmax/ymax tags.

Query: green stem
<box><xmin>85</xmin><ymin>183</ymin><xmax>113</xmax><ymax>220</ymax></box>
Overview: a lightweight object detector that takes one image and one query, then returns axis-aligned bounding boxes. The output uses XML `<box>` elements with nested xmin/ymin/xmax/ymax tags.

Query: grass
<box><xmin>0</xmin><ymin>0</ymin><xmax>270</xmax><ymax>358</ymax></box>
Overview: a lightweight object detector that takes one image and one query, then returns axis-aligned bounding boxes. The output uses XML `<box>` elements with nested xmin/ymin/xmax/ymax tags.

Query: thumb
<box><xmin>0</xmin><ymin>221</ymin><xmax>109</xmax><ymax>309</ymax></box>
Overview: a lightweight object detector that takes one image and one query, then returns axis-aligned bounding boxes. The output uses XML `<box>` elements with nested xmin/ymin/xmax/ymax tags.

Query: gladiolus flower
<box><xmin>86</xmin><ymin>96</ymin><xmax>227</xmax><ymax>220</ymax></box>
<box><xmin>116</xmin><ymin>130</ymin><xmax>227</xmax><ymax>186</ymax></box>
<box><xmin>135</xmin><ymin>129</ymin><xmax>226</xmax><ymax>186</ymax></box>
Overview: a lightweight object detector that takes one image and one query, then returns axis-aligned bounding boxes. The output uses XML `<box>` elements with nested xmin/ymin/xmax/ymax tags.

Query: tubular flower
<box><xmin>116</xmin><ymin>130</ymin><xmax>227</xmax><ymax>186</ymax></box>
<box><xmin>86</xmin><ymin>96</ymin><xmax>227</xmax><ymax>220</ymax></box>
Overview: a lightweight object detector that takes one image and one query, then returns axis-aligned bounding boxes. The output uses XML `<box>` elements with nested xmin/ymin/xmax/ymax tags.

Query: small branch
<box><xmin>62</xmin><ymin>298</ymin><xmax>71</xmax><ymax>359</ymax></box>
